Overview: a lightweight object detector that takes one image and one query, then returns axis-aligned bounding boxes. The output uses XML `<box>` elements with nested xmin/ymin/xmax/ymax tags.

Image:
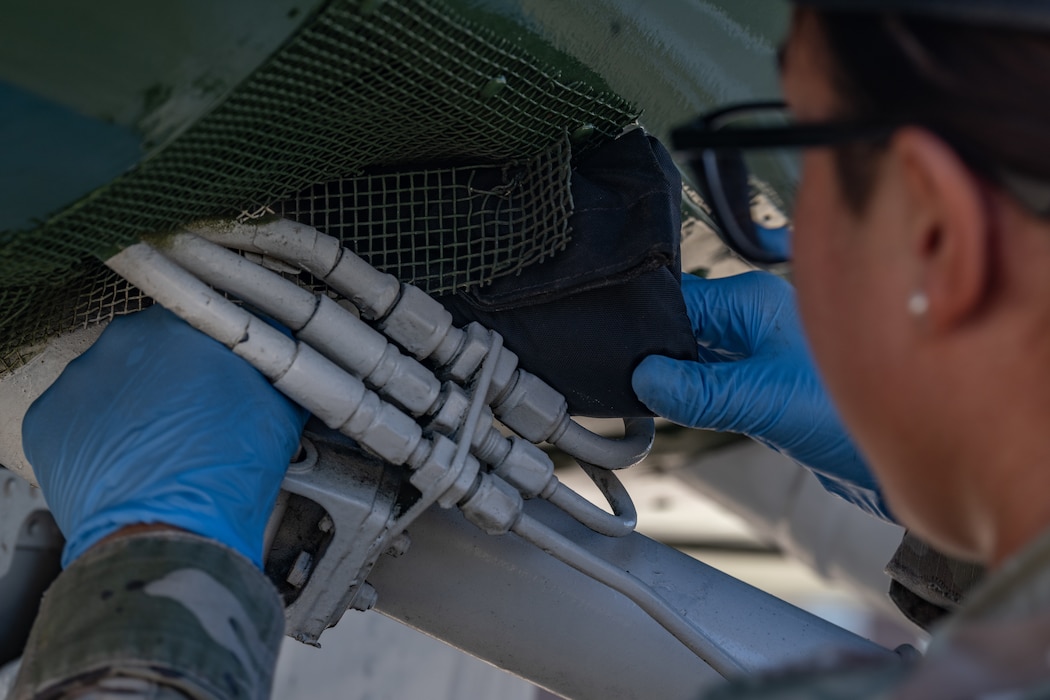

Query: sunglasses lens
<box><xmin>702</xmin><ymin>107</ymin><xmax>799</xmax><ymax>264</ymax></box>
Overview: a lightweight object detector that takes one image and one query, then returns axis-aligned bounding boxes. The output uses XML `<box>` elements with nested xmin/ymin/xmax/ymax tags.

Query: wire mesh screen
<box><xmin>0</xmin><ymin>0</ymin><xmax>636</xmax><ymax>375</ymax></box>
<box><xmin>276</xmin><ymin>135</ymin><xmax>573</xmax><ymax>293</ymax></box>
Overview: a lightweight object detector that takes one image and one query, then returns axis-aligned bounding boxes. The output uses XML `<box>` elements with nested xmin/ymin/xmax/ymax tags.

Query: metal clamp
<box><xmin>274</xmin><ymin>435</ymin><xmax>403</xmax><ymax>645</ymax></box>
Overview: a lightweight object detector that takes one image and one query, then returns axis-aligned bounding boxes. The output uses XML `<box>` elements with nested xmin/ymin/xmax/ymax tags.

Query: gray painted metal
<box><xmin>366</xmin><ymin>495</ymin><xmax>897</xmax><ymax>700</ymax></box>
<box><xmin>451</xmin><ymin>0</ymin><xmax>789</xmax><ymax>143</ymax></box>
<box><xmin>0</xmin><ymin>426</ymin><xmax>898</xmax><ymax>699</ymax></box>
<box><xmin>278</xmin><ymin>438</ymin><xmax>403</xmax><ymax>645</ymax></box>
<box><xmin>0</xmin><ymin>470</ymin><xmax>60</xmax><ymax>579</ymax></box>
<box><xmin>0</xmin><ymin>469</ymin><xmax>63</xmax><ymax>666</ymax></box>
<box><xmin>1</xmin><ymin>0</ymin><xmax>327</xmax><ymax>230</ymax></box>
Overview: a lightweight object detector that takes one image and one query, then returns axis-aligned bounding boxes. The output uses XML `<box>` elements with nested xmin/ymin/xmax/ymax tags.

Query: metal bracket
<box><xmin>276</xmin><ymin>433</ymin><xmax>404</xmax><ymax>645</ymax></box>
<box><xmin>0</xmin><ymin>469</ymin><xmax>61</xmax><ymax>579</ymax></box>
<box><xmin>0</xmin><ymin>468</ymin><xmax>63</xmax><ymax>666</ymax></box>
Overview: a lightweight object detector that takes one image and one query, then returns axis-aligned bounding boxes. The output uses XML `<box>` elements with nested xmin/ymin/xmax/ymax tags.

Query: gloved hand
<box><xmin>23</xmin><ymin>305</ymin><xmax>309</xmax><ymax>568</ymax></box>
<box><xmin>632</xmin><ymin>272</ymin><xmax>892</xmax><ymax>521</ymax></box>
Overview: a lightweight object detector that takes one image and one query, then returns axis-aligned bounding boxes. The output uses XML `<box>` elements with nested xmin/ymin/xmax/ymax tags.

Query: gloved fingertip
<box><xmin>631</xmin><ymin>355</ymin><xmax>672</xmax><ymax>397</ymax></box>
<box><xmin>631</xmin><ymin>355</ymin><xmax>686</xmax><ymax>416</ymax></box>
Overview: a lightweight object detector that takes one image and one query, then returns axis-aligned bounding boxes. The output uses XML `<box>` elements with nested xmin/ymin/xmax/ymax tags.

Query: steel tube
<box><xmin>512</xmin><ymin>512</ymin><xmax>743</xmax><ymax>677</ymax></box>
<box><xmin>546</xmin><ymin>465</ymin><xmax>637</xmax><ymax>538</ymax></box>
<box><xmin>552</xmin><ymin>417</ymin><xmax>656</xmax><ymax>470</ymax></box>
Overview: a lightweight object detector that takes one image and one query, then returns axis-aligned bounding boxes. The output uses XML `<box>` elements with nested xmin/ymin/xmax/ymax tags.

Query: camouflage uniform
<box><xmin>10</xmin><ymin>532</ymin><xmax>284</xmax><ymax>700</ymax></box>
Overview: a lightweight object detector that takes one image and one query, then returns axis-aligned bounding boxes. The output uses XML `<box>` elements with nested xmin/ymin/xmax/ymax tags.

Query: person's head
<box><xmin>781</xmin><ymin>2</ymin><xmax>1050</xmax><ymax>564</ymax></box>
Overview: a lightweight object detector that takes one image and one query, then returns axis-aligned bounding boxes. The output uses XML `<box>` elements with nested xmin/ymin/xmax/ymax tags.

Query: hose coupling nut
<box><xmin>460</xmin><ymin>474</ymin><xmax>523</xmax><ymax>535</ymax></box>
<box><xmin>493</xmin><ymin>437</ymin><xmax>555</xmax><ymax>498</ymax></box>
<box><xmin>492</xmin><ymin>370</ymin><xmax>567</xmax><ymax>443</ymax></box>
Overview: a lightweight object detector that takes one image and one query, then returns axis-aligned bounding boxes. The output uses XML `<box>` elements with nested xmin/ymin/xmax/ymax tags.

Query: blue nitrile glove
<box><xmin>633</xmin><ymin>272</ymin><xmax>893</xmax><ymax>521</ymax></box>
<box><xmin>23</xmin><ymin>305</ymin><xmax>309</xmax><ymax>568</ymax></box>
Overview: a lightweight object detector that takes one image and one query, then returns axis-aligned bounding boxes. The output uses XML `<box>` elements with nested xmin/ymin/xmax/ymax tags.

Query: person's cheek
<box><xmin>792</xmin><ymin>154</ymin><xmax>857</xmax><ymax>404</ymax></box>
<box><xmin>792</xmin><ymin>153</ymin><xmax>834</xmax><ymax>327</ymax></box>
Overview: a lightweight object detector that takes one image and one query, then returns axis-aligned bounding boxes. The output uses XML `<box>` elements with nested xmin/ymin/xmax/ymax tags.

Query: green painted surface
<box><xmin>0</xmin><ymin>0</ymin><xmax>326</xmax><ymax>236</ymax></box>
<box><xmin>446</xmin><ymin>0</ymin><xmax>789</xmax><ymax>142</ymax></box>
<box><xmin>1</xmin><ymin>0</ymin><xmax>327</xmax><ymax>148</ymax></box>
<box><xmin>0</xmin><ymin>0</ymin><xmax>785</xmax><ymax>234</ymax></box>
<box><xmin>0</xmin><ymin>81</ymin><xmax>142</xmax><ymax>231</ymax></box>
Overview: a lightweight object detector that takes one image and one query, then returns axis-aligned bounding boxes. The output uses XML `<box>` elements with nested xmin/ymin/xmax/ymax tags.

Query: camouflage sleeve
<box><xmin>885</xmin><ymin>531</ymin><xmax>986</xmax><ymax>630</ymax></box>
<box><xmin>10</xmin><ymin>531</ymin><xmax>284</xmax><ymax>700</ymax></box>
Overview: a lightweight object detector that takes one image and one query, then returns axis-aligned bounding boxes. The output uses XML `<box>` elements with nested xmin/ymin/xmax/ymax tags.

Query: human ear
<box><xmin>892</xmin><ymin>127</ymin><xmax>992</xmax><ymax>332</ymax></box>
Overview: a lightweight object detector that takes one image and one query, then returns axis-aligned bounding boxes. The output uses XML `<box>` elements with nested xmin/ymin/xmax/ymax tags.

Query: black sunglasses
<box><xmin>671</xmin><ymin>101</ymin><xmax>896</xmax><ymax>266</ymax></box>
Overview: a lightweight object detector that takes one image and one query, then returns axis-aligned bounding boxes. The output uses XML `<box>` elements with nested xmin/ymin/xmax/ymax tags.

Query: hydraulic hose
<box><xmin>162</xmin><ymin>233</ymin><xmax>444</xmax><ymax>418</ymax></box>
<box><xmin>195</xmin><ymin>219</ymin><xmax>657</xmax><ymax>471</ymax></box>
<box><xmin>552</xmin><ymin>417</ymin><xmax>656</xmax><ymax>470</ymax></box>
<box><xmin>163</xmin><ymin>232</ymin><xmax>524</xmax><ymax>470</ymax></box>
<box><xmin>388</xmin><ymin>332</ymin><xmax>504</xmax><ymax>535</ymax></box>
<box><xmin>545</xmin><ymin>462</ymin><xmax>637</xmax><ymax>538</ymax></box>
<box><xmin>190</xmin><ymin>219</ymin><xmax>401</xmax><ymax>320</ymax></box>
<box><xmin>105</xmin><ymin>243</ymin><xmax>431</xmax><ymax>470</ymax></box>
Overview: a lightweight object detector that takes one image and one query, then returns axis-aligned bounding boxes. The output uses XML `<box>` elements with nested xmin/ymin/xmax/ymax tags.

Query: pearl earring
<box><xmin>908</xmin><ymin>292</ymin><xmax>929</xmax><ymax>317</ymax></box>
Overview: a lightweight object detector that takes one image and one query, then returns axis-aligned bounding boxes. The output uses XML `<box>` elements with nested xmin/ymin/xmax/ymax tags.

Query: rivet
<box><xmin>571</xmin><ymin>124</ymin><xmax>596</xmax><ymax>142</ymax></box>
<box><xmin>385</xmin><ymin>532</ymin><xmax>411</xmax><ymax>558</ymax></box>
<box><xmin>286</xmin><ymin>551</ymin><xmax>314</xmax><ymax>589</ymax></box>
<box><xmin>480</xmin><ymin>76</ymin><xmax>508</xmax><ymax>99</ymax></box>
<box><xmin>318</xmin><ymin>515</ymin><xmax>334</xmax><ymax>534</ymax></box>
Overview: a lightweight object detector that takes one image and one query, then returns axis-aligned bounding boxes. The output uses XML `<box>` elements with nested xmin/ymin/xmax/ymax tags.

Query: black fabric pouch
<box><xmin>438</xmin><ymin>128</ymin><xmax>698</xmax><ymax>417</ymax></box>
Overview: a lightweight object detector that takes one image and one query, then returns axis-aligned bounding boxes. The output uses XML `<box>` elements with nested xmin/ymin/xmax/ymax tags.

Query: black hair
<box><xmin>814</xmin><ymin>9</ymin><xmax>1050</xmax><ymax>213</ymax></box>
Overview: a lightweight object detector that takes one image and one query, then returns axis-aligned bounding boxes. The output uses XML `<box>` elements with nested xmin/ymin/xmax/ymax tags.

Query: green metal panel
<box><xmin>447</xmin><ymin>0</ymin><xmax>789</xmax><ymax>141</ymax></box>
<box><xmin>0</xmin><ymin>82</ymin><xmax>142</xmax><ymax>232</ymax></box>
<box><xmin>0</xmin><ymin>0</ymin><xmax>327</xmax><ymax>230</ymax></box>
<box><xmin>1</xmin><ymin>0</ymin><xmax>327</xmax><ymax>145</ymax></box>
<box><xmin>0</xmin><ymin>0</ymin><xmax>786</xmax><ymax>243</ymax></box>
